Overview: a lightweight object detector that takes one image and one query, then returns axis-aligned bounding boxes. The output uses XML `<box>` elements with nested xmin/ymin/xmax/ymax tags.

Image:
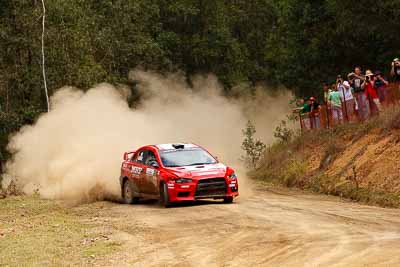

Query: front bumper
<box><xmin>167</xmin><ymin>177</ymin><xmax>239</xmax><ymax>202</ymax></box>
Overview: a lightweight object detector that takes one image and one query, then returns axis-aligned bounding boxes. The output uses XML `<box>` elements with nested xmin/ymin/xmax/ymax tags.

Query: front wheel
<box><xmin>160</xmin><ymin>183</ymin><xmax>172</xmax><ymax>208</ymax></box>
<box><xmin>123</xmin><ymin>180</ymin><xmax>140</xmax><ymax>204</ymax></box>
<box><xmin>223</xmin><ymin>196</ymin><xmax>234</xmax><ymax>203</ymax></box>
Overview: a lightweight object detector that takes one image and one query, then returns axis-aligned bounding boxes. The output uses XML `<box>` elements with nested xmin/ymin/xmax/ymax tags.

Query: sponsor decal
<box><xmin>131</xmin><ymin>166</ymin><xmax>143</xmax><ymax>175</ymax></box>
<box><xmin>146</xmin><ymin>168</ymin><xmax>155</xmax><ymax>176</ymax></box>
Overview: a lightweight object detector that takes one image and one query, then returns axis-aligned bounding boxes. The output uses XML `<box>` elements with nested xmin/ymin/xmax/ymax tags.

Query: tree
<box><xmin>241</xmin><ymin>120</ymin><xmax>266</xmax><ymax>169</ymax></box>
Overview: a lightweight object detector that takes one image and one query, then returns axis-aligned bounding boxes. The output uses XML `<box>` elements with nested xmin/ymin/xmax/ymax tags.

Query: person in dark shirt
<box><xmin>309</xmin><ymin>97</ymin><xmax>321</xmax><ymax>129</ymax></box>
<box><xmin>391</xmin><ymin>58</ymin><xmax>400</xmax><ymax>104</ymax></box>
<box><xmin>391</xmin><ymin>58</ymin><xmax>400</xmax><ymax>82</ymax></box>
<box><xmin>349</xmin><ymin>66</ymin><xmax>369</xmax><ymax>121</ymax></box>
<box><xmin>374</xmin><ymin>71</ymin><xmax>389</xmax><ymax>106</ymax></box>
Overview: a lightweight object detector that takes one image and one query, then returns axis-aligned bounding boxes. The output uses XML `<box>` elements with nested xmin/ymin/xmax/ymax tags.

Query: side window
<box><xmin>143</xmin><ymin>150</ymin><xmax>157</xmax><ymax>166</ymax></box>
<box><xmin>132</xmin><ymin>151</ymin><xmax>145</xmax><ymax>164</ymax></box>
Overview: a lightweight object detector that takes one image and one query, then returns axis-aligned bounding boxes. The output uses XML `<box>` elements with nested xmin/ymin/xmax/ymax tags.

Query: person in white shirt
<box><xmin>336</xmin><ymin>75</ymin><xmax>356</xmax><ymax>122</ymax></box>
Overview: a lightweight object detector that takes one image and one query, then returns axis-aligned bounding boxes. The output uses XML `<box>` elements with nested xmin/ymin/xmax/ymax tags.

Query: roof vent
<box><xmin>172</xmin><ymin>144</ymin><xmax>185</xmax><ymax>149</ymax></box>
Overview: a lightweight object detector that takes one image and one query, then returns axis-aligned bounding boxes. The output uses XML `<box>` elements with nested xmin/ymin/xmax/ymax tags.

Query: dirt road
<box><xmin>2</xmin><ymin>188</ymin><xmax>400</xmax><ymax>266</ymax></box>
<box><xmin>83</xmin><ymin>188</ymin><xmax>400</xmax><ymax>267</ymax></box>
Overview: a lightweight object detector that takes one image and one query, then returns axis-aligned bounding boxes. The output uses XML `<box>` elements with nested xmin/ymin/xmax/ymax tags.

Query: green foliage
<box><xmin>241</xmin><ymin>120</ymin><xmax>266</xmax><ymax>169</ymax></box>
<box><xmin>0</xmin><ymin>0</ymin><xmax>399</xmax><ymax>111</ymax></box>
<box><xmin>273</xmin><ymin>120</ymin><xmax>294</xmax><ymax>143</ymax></box>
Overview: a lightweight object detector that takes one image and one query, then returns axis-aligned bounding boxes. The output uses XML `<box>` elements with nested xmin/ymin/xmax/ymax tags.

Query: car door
<box><xmin>127</xmin><ymin>150</ymin><xmax>146</xmax><ymax>193</ymax></box>
<box><xmin>141</xmin><ymin>149</ymin><xmax>161</xmax><ymax>195</ymax></box>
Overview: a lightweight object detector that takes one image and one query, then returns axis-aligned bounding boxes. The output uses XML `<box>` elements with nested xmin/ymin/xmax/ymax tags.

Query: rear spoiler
<box><xmin>123</xmin><ymin>150</ymin><xmax>136</xmax><ymax>161</ymax></box>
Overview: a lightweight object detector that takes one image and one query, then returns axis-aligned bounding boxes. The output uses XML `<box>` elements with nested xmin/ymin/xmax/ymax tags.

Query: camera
<box><xmin>365</xmin><ymin>76</ymin><xmax>370</xmax><ymax>81</ymax></box>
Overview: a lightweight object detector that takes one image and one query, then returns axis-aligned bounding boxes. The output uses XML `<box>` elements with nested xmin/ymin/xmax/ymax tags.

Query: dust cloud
<box><xmin>4</xmin><ymin>69</ymin><xmax>292</xmax><ymax>203</ymax></box>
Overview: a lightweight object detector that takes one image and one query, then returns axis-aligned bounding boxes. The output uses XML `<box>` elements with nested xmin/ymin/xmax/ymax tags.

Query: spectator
<box><xmin>349</xmin><ymin>67</ymin><xmax>369</xmax><ymax>121</ymax></box>
<box><xmin>390</xmin><ymin>58</ymin><xmax>400</xmax><ymax>82</ymax></box>
<box><xmin>374</xmin><ymin>71</ymin><xmax>389</xmax><ymax>106</ymax></box>
<box><xmin>337</xmin><ymin>75</ymin><xmax>356</xmax><ymax>122</ymax></box>
<box><xmin>362</xmin><ymin>70</ymin><xmax>382</xmax><ymax>114</ymax></box>
<box><xmin>328</xmin><ymin>85</ymin><xmax>343</xmax><ymax>124</ymax></box>
<box><xmin>391</xmin><ymin>58</ymin><xmax>400</xmax><ymax>102</ymax></box>
<box><xmin>322</xmin><ymin>83</ymin><xmax>332</xmax><ymax>128</ymax></box>
<box><xmin>309</xmin><ymin>97</ymin><xmax>321</xmax><ymax>129</ymax></box>
<box><xmin>300</xmin><ymin>98</ymin><xmax>312</xmax><ymax>130</ymax></box>
<box><xmin>331</xmin><ymin>83</ymin><xmax>336</xmax><ymax>93</ymax></box>
<box><xmin>293</xmin><ymin>99</ymin><xmax>311</xmax><ymax>130</ymax></box>
<box><xmin>323</xmin><ymin>82</ymin><xmax>331</xmax><ymax>104</ymax></box>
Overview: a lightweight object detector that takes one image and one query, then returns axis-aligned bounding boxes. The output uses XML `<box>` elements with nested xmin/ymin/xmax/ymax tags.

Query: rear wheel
<box><xmin>123</xmin><ymin>179</ymin><xmax>140</xmax><ymax>204</ymax></box>
<box><xmin>223</xmin><ymin>196</ymin><xmax>234</xmax><ymax>203</ymax></box>
<box><xmin>160</xmin><ymin>183</ymin><xmax>172</xmax><ymax>208</ymax></box>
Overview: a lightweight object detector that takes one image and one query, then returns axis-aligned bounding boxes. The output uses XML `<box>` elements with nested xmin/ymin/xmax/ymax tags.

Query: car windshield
<box><xmin>160</xmin><ymin>148</ymin><xmax>217</xmax><ymax>167</ymax></box>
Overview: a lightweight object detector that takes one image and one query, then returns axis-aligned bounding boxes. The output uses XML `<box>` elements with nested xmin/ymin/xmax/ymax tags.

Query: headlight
<box><xmin>228</xmin><ymin>173</ymin><xmax>237</xmax><ymax>179</ymax></box>
<box><xmin>175</xmin><ymin>178</ymin><xmax>193</xmax><ymax>183</ymax></box>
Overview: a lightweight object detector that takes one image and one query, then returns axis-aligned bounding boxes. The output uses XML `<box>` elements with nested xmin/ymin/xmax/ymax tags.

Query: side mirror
<box><xmin>150</xmin><ymin>161</ymin><xmax>159</xmax><ymax>169</ymax></box>
<box><xmin>123</xmin><ymin>152</ymin><xmax>128</xmax><ymax>161</ymax></box>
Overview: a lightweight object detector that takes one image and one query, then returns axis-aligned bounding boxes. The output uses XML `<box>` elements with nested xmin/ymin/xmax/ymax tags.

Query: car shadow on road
<box><xmin>124</xmin><ymin>199</ymin><xmax>230</xmax><ymax>209</ymax></box>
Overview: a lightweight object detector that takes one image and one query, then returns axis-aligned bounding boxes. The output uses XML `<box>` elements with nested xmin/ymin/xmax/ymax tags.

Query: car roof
<box><xmin>154</xmin><ymin>143</ymin><xmax>199</xmax><ymax>151</ymax></box>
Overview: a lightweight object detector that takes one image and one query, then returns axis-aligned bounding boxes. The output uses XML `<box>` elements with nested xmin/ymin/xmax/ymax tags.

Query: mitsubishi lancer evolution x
<box><xmin>119</xmin><ymin>143</ymin><xmax>238</xmax><ymax>207</ymax></box>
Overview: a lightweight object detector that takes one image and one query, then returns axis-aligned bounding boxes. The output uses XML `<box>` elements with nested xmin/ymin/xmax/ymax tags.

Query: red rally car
<box><xmin>119</xmin><ymin>143</ymin><xmax>239</xmax><ymax>207</ymax></box>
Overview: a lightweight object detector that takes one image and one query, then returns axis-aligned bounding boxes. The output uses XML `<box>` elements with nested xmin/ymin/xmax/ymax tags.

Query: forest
<box><xmin>1</xmin><ymin>0</ymin><xmax>400</xmax><ymax>166</ymax></box>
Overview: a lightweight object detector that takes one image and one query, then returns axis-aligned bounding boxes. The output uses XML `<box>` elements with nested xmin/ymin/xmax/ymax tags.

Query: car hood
<box><xmin>164</xmin><ymin>163</ymin><xmax>227</xmax><ymax>179</ymax></box>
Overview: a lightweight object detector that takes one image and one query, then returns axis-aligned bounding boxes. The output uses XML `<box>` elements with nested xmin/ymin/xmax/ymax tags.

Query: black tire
<box><xmin>223</xmin><ymin>196</ymin><xmax>234</xmax><ymax>203</ymax></box>
<box><xmin>160</xmin><ymin>183</ymin><xmax>172</xmax><ymax>208</ymax></box>
<box><xmin>123</xmin><ymin>179</ymin><xmax>140</xmax><ymax>204</ymax></box>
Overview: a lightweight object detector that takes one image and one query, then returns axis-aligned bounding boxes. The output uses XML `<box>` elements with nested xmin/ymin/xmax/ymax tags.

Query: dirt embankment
<box><xmin>256</xmin><ymin>111</ymin><xmax>400</xmax><ymax>208</ymax></box>
<box><xmin>319</xmin><ymin>130</ymin><xmax>400</xmax><ymax>194</ymax></box>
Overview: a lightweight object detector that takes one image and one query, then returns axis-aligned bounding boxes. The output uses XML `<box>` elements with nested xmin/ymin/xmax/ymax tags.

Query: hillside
<box><xmin>254</xmin><ymin>107</ymin><xmax>400</xmax><ymax>208</ymax></box>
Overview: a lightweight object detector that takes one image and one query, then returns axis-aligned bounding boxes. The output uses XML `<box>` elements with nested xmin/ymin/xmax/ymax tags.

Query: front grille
<box><xmin>177</xmin><ymin>192</ymin><xmax>190</xmax><ymax>198</ymax></box>
<box><xmin>195</xmin><ymin>178</ymin><xmax>226</xmax><ymax>198</ymax></box>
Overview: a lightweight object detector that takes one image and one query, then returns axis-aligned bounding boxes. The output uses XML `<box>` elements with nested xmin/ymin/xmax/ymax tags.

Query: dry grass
<box><xmin>0</xmin><ymin>196</ymin><xmax>123</xmax><ymax>266</ymax></box>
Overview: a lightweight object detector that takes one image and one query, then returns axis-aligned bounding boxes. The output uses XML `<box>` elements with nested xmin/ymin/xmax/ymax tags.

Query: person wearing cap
<box><xmin>328</xmin><ymin>85</ymin><xmax>343</xmax><ymax>125</ymax></box>
<box><xmin>362</xmin><ymin>70</ymin><xmax>382</xmax><ymax>115</ymax></box>
<box><xmin>374</xmin><ymin>70</ymin><xmax>389</xmax><ymax>106</ymax></box>
<box><xmin>349</xmin><ymin>67</ymin><xmax>369</xmax><ymax>121</ymax></box>
<box><xmin>390</xmin><ymin>58</ymin><xmax>400</xmax><ymax>102</ymax></box>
